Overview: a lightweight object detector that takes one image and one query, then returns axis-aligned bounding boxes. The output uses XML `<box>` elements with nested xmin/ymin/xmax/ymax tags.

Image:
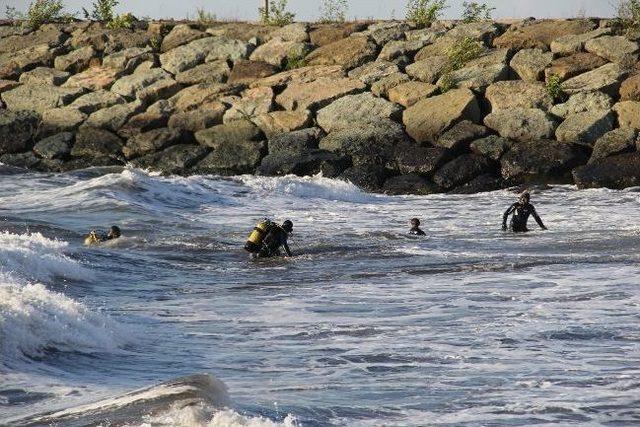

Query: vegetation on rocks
<box><xmin>546</xmin><ymin>74</ymin><xmax>566</xmax><ymax>102</ymax></box>
<box><xmin>260</xmin><ymin>0</ymin><xmax>295</xmax><ymax>26</ymax></box>
<box><xmin>461</xmin><ymin>2</ymin><xmax>495</xmax><ymax>23</ymax></box>
<box><xmin>406</xmin><ymin>0</ymin><xmax>447</xmax><ymax>28</ymax></box>
<box><xmin>195</xmin><ymin>8</ymin><xmax>217</xmax><ymax>27</ymax></box>
<box><xmin>6</xmin><ymin>0</ymin><xmax>69</xmax><ymax>30</ymax></box>
<box><xmin>319</xmin><ymin>0</ymin><xmax>348</xmax><ymax>23</ymax></box>
<box><xmin>439</xmin><ymin>36</ymin><xmax>485</xmax><ymax>92</ymax></box>
<box><xmin>616</xmin><ymin>0</ymin><xmax>640</xmax><ymax>35</ymax></box>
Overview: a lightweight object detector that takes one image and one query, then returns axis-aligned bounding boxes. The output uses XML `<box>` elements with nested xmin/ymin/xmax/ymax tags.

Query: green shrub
<box><xmin>406</xmin><ymin>0</ymin><xmax>447</xmax><ymax>28</ymax></box>
<box><xmin>84</xmin><ymin>0</ymin><xmax>117</xmax><ymax>22</ymax></box>
<box><xmin>546</xmin><ymin>75</ymin><xmax>565</xmax><ymax>102</ymax></box>
<box><xmin>461</xmin><ymin>1</ymin><xmax>495</xmax><ymax>22</ymax></box>
<box><xmin>260</xmin><ymin>0</ymin><xmax>295</xmax><ymax>26</ymax></box>
<box><xmin>195</xmin><ymin>8</ymin><xmax>217</xmax><ymax>26</ymax></box>
<box><xmin>617</xmin><ymin>0</ymin><xmax>640</xmax><ymax>34</ymax></box>
<box><xmin>285</xmin><ymin>50</ymin><xmax>308</xmax><ymax>70</ymax></box>
<box><xmin>439</xmin><ymin>36</ymin><xmax>484</xmax><ymax>92</ymax></box>
<box><xmin>319</xmin><ymin>0</ymin><xmax>348</xmax><ymax>23</ymax></box>
<box><xmin>107</xmin><ymin>12</ymin><xmax>135</xmax><ymax>29</ymax></box>
<box><xmin>6</xmin><ymin>0</ymin><xmax>67</xmax><ymax>30</ymax></box>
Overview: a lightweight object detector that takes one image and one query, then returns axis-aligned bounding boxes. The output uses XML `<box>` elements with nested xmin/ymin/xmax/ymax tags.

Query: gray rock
<box><xmin>69</xmin><ymin>90</ymin><xmax>126</xmax><ymax>114</ymax></box>
<box><xmin>449</xmin><ymin>173</ymin><xmax>504</xmax><ymax>194</ymax></box>
<box><xmin>110</xmin><ymin>68</ymin><xmax>172</xmax><ymax>99</ymax></box>
<box><xmin>252</xmin><ymin>110</ymin><xmax>313</xmax><ymax>139</ymax></box>
<box><xmin>54</xmin><ymin>46</ymin><xmax>95</xmax><ymax>74</ymax></box>
<box><xmin>361</xmin><ymin>22</ymin><xmax>412</xmax><ymax>45</ymax></box>
<box><xmin>2</xmin><ymin>84</ymin><xmax>84</xmax><ymax>113</ymax></box>
<box><xmin>72</xmin><ymin>127</ymin><xmax>123</xmax><ymax>158</ymax></box>
<box><xmin>573</xmin><ymin>152</ymin><xmax>640</xmax><ymax>189</ymax></box>
<box><xmin>0</xmin><ymin>110</ymin><xmax>40</xmax><ymax>155</ymax></box>
<box><xmin>306</xmin><ymin>36</ymin><xmax>379</xmax><ymax>71</ymax></box>
<box><xmin>33</xmin><ymin>132</ymin><xmax>73</xmax><ymax>160</ymax></box>
<box><xmin>585</xmin><ymin>35</ymin><xmax>639</xmax><ymax>65</ymax></box>
<box><xmin>550</xmin><ymin>91</ymin><xmax>613</xmax><ymax>118</ymax></box>
<box><xmin>195</xmin><ymin>120</ymin><xmax>264</xmax><ymax>149</ymax></box>
<box><xmin>485</xmin><ymin>81</ymin><xmax>553</xmax><ymax>111</ymax></box>
<box><xmin>370</xmin><ymin>72</ymin><xmax>411</xmax><ymax>97</ymax></box>
<box><xmin>383</xmin><ymin>174</ymin><xmax>440</xmax><ymax>195</ymax></box>
<box><xmin>501</xmin><ymin>140</ymin><xmax>588</xmax><ymax>183</ymax></box>
<box><xmin>175</xmin><ymin>60</ymin><xmax>230</xmax><ymax>85</ymax></box>
<box><xmin>339</xmin><ymin>164</ymin><xmax>388</xmax><ymax>192</ymax></box>
<box><xmin>257</xmin><ymin>149</ymin><xmax>350</xmax><ymax>178</ymax></box>
<box><xmin>470</xmin><ymin>136</ymin><xmax>513</xmax><ymax>161</ymax></box>
<box><xmin>136</xmin><ymin>78</ymin><xmax>182</xmax><ymax>106</ymax></box>
<box><xmin>509</xmin><ymin>48</ymin><xmax>553</xmax><ymax>82</ymax></box>
<box><xmin>168</xmin><ymin>102</ymin><xmax>227</xmax><ymax>133</ymax></box>
<box><xmin>161</xmin><ymin>24</ymin><xmax>206</xmax><ymax>52</ymax></box>
<box><xmin>102</xmin><ymin>47</ymin><xmax>155</xmax><ymax>74</ymax></box>
<box><xmin>132</xmin><ymin>144</ymin><xmax>209</xmax><ymax>175</ymax></box>
<box><xmin>405</xmin><ymin>56</ymin><xmax>448</xmax><ymax>83</ymax></box>
<box><xmin>159</xmin><ymin>38</ymin><xmax>209</xmax><ymax>75</ymax></box>
<box><xmin>562</xmin><ymin>63</ymin><xmax>628</xmax><ymax>97</ymax></box>
<box><xmin>223</xmin><ymin>86</ymin><xmax>274</xmax><ymax>123</ymax></box>
<box><xmin>436</xmin><ymin>120</ymin><xmax>489</xmax><ymax>152</ymax></box>
<box><xmin>613</xmin><ymin>101</ymin><xmax>640</xmax><ymax>130</ymax></box>
<box><xmin>268</xmin><ymin>128</ymin><xmax>321</xmax><ymax>154</ymax></box>
<box><xmin>194</xmin><ymin>139</ymin><xmax>266</xmax><ymax>175</ymax></box>
<box><xmin>433</xmin><ymin>154</ymin><xmax>495</xmax><ymax>190</ymax></box>
<box><xmin>275</xmin><ymin>76</ymin><xmax>366</xmax><ymax>112</ymax></box>
<box><xmin>0</xmin><ymin>152</ymin><xmax>40</xmax><ymax>169</ymax></box>
<box><xmin>249</xmin><ymin>38</ymin><xmax>312</xmax><ymax>67</ymax></box>
<box><xmin>378</xmin><ymin>39</ymin><xmax>428</xmax><ymax>62</ymax></box>
<box><xmin>555</xmin><ymin>110</ymin><xmax>615</xmax><ymax>145</ymax></box>
<box><xmin>436</xmin><ymin>49</ymin><xmax>510</xmax><ymax>92</ymax></box>
<box><xmin>347</xmin><ymin>61</ymin><xmax>399</xmax><ymax>86</ymax></box>
<box><xmin>40</xmin><ymin>107</ymin><xmax>87</xmax><ymax>137</ymax></box>
<box><xmin>550</xmin><ymin>27</ymin><xmax>611</xmax><ymax>56</ymax></box>
<box><xmin>204</xmin><ymin>37</ymin><xmax>254</xmax><ymax>63</ymax></box>
<box><xmin>85</xmin><ymin>101</ymin><xmax>145</xmax><ymax>132</ymax></box>
<box><xmin>387</xmin><ymin>81</ymin><xmax>438</xmax><ymax>107</ymax></box>
<box><xmin>227</xmin><ymin>59</ymin><xmax>279</xmax><ymax>85</ymax></box>
<box><xmin>589</xmin><ymin>128</ymin><xmax>638</xmax><ymax>164</ymax></box>
<box><xmin>484</xmin><ymin>108</ymin><xmax>557</xmax><ymax>142</ymax></box>
<box><xmin>123</xmin><ymin>128</ymin><xmax>191</xmax><ymax>159</ymax></box>
<box><xmin>392</xmin><ymin>143</ymin><xmax>449</xmax><ymax>176</ymax></box>
<box><xmin>316</xmin><ymin>92</ymin><xmax>402</xmax><ymax>133</ymax></box>
<box><xmin>18</xmin><ymin>66</ymin><xmax>70</xmax><ymax>86</ymax></box>
<box><xmin>272</xmin><ymin>23</ymin><xmax>310</xmax><ymax>43</ymax></box>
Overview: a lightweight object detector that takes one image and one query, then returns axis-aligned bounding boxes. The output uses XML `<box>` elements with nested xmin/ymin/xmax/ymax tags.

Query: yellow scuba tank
<box><xmin>84</xmin><ymin>230</ymin><xmax>102</xmax><ymax>246</ymax></box>
<box><xmin>245</xmin><ymin>220</ymin><xmax>272</xmax><ymax>253</ymax></box>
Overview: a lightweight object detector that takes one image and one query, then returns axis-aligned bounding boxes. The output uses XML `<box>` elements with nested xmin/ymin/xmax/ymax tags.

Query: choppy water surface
<box><xmin>1</xmin><ymin>167</ymin><xmax>639</xmax><ymax>426</ymax></box>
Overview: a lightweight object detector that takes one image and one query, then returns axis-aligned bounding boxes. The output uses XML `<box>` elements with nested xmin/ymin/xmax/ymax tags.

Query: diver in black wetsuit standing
<box><xmin>502</xmin><ymin>192</ymin><xmax>547</xmax><ymax>233</ymax></box>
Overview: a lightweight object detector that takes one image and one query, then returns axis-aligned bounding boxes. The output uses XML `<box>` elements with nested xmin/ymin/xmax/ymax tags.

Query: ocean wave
<box><xmin>138</xmin><ymin>406</ymin><xmax>298</xmax><ymax>427</ymax></box>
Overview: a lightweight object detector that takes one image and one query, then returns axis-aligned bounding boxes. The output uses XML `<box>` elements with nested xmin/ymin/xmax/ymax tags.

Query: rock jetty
<box><xmin>1</xmin><ymin>18</ymin><xmax>639</xmax><ymax>194</ymax></box>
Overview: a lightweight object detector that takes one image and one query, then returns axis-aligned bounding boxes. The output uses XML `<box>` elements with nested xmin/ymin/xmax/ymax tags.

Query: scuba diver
<box><xmin>244</xmin><ymin>219</ymin><xmax>293</xmax><ymax>258</ymax></box>
<box><xmin>409</xmin><ymin>218</ymin><xmax>426</xmax><ymax>236</ymax></box>
<box><xmin>84</xmin><ymin>225</ymin><xmax>122</xmax><ymax>245</ymax></box>
<box><xmin>502</xmin><ymin>192</ymin><xmax>547</xmax><ymax>233</ymax></box>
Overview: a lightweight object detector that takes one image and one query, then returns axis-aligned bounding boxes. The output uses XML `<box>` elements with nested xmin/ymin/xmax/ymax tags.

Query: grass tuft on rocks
<box><xmin>439</xmin><ymin>36</ymin><xmax>485</xmax><ymax>92</ymax></box>
<box><xmin>6</xmin><ymin>0</ymin><xmax>69</xmax><ymax>30</ymax></box>
<box><xmin>546</xmin><ymin>74</ymin><xmax>566</xmax><ymax>102</ymax></box>
<box><xmin>260</xmin><ymin>0</ymin><xmax>295</xmax><ymax>26</ymax></box>
<box><xmin>285</xmin><ymin>50</ymin><xmax>308</xmax><ymax>70</ymax></box>
<box><xmin>616</xmin><ymin>0</ymin><xmax>640</xmax><ymax>35</ymax></box>
<box><xmin>462</xmin><ymin>1</ymin><xmax>495</xmax><ymax>23</ymax></box>
<box><xmin>406</xmin><ymin>0</ymin><xmax>447</xmax><ymax>28</ymax></box>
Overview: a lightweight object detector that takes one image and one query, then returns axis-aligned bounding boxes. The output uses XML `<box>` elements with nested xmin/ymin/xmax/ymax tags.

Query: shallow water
<box><xmin>1</xmin><ymin>167</ymin><xmax>639</xmax><ymax>426</ymax></box>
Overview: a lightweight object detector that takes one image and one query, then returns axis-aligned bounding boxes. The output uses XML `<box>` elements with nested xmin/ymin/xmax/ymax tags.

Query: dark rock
<box><xmin>33</xmin><ymin>132</ymin><xmax>73</xmax><ymax>160</ymax></box>
<box><xmin>339</xmin><ymin>164</ymin><xmax>389</xmax><ymax>192</ymax></box>
<box><xmin>383</xmin><ymin>174</ymin><xmax>440</xmax><ymax>195</ymax></box>
<box><xmin>168</xmin><ymin>102</ymin><xmax>227</xmax><ymax>133</ymax></box>
<box><xmin>501</xmin><ymin>140</ymin><xmax>589</xmax><ymax>184</ymax></box>
<box><xmin>194</xmin><ymin>140</ymin><xmax>266</xmax><ymax>175</ymax></box>
<box><xmin>0</xmin><ymin>151</ymin><xmax>40</xmax><ymax>169</ymax></box>
<box><xmin>450</xmin><ymin>173</ymin><xmax>504</xmax><ymax>194</ymax></box>
<box><xmin>392</xmin><ymin>143</ymin><xmax>450</xmax><ymax>176</ymax></box>
<box><xmin>60</xmin><ymin>156</ymin><xmax>124</xmax><ymax>171</ymax></box>
<box><xmin>268</xmin><ymin>128</ymin><xmax>321</xmax><ymax>154</ymax></box>
<box><xmin>195</xmin><ymin>120</ymin><xmax>264</xmax><ymax>149</ymax></box>
<box><xmin>257</xmin><ymin>149</ymin><xmax>350</xmax><ymax>177</ymax></box>
<box><xmin>469</xmin><ymin>136</ymin><xmax>514</xmax><ymax>161</ymax></box>
<box><xmin>433</xmin><ymin>154</ymin><xmax>495</xmax><ymax>190</ymax></box>
<box><xmin>72</xmin><ymin>127</ymin><xmax>123</xmax><ymax>158</ymax></box>
<box><xmin>0</xmin><ymin>110</ymin><xmax>40</xmax><ymax>155</ymax></box>
<box><xmin>589</xmin><ymin>128</ymin><xmax>638</xmax><ymax>164</ymax></box>
<box><xmin>573</xmin><ymin>152</ymin><xmax>640</xmax><ymax>189</ymax></box>
<box><xmin>132</xmin><ymin>144</ymin><xmax>209</xmax><ymax>175</ymax></box>
<box><xmin>436</xmin><ymin>120</ymin><xmax>489</xmax><ymax>152</ymax></box>
<box><xmin>123</xmin><ymin>128</ymin><xmax>192</xmax><ymax>160</ymax></box>
<box><xmin>118</xmin><ymin>110</ymin><xmax>171</xmax><ymax>140</ymax></box>
<box><xmin>228</xmin><ymin>59</ymin><xmax>279</xmax><ymax>85</ymax></box>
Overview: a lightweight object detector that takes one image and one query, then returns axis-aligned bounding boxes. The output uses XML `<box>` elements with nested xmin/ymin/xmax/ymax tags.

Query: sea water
<box><xmin>1</xmin><ymin>167</ymin><xmax>639</xmax><ymax>426</ymax></box>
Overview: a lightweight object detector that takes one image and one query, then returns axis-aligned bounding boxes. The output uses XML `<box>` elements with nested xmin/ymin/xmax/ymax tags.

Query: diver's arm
<box><xmin>532</xmin><ymin>207</ymin><xmax>547</xmax><ymax>230</ymax></box>
<box><xmin>502</xmin><ymin>204</ymin><xmax>515</xmax><ymax>230</ymax></box>
<box><xmin>282</xmin><ymin>242</ymin><xmax>292</xmax><ymax>257</ymax></box>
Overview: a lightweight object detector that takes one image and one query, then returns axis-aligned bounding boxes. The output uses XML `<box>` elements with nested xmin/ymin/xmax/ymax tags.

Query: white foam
<box><xmin>136</xmin><ymin>405</ymin><xmax>298</xmax><ymax>427</ymax></box>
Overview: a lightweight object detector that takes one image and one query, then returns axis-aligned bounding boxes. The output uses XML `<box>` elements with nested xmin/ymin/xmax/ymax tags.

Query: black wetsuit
<box><xmin>409</xmin><ymin>227</ymin><xmax>426</xmax><ymax>236</ymax></box>
<box><xmin>259</xmin><ymin>226</ymin><xmax>292</xmax><ymax>258</ymax></box>
<box><xmin>503</xmin><ymin>202</ymin><xmax>546</xmax><ymax>232</ymax></box>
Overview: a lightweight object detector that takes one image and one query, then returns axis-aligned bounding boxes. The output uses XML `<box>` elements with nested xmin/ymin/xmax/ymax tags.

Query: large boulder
<box><xmin>267</xmin><ymin>128</ymin><xmax>321</xmax><ymax>154</ymax></box>
<box><xmin>252</xmin><ymin>110</ymin><xmax>312</xmax><ymax>139</ymax></box>
<box><xmin>550</xmin><ymin>27</ymin><xmax>611</xmax><ymax>55</ymax></box>
<box><xmin>19</xmin><ymin>67</ymin><xmax>69</xmax><ymax>86</ymax></box>
<box><xmin>339</xmin><ymin>164</ymin><xmax>389</xmax><ymax>192</ymax></box>
<box><xmin>433</xmin><ymin>154</ymin><xmax>495</xmax><ymax>190</ymax></box>
<box><xmin>249</xmin><ymin>38</ymin><xmax>311</xmax><ymax>67</ymax></box>
<box><xmin>223</xmin><ymin>86</ymin><xmax>274</xmax><ymax>123</ymax></box>
<box><xmin>305</xmin><ymin>36</ymin><xmax>379</xmax><ymax>70</ymax></box>
<box><xmin>159</xmin><ymin>39</ymin><xmax>208</xmax><ymax>75</ymax></box>
<box><xmin>118</xmin><ymin>100</ymin><xmax>173</xmax><ymax>139</ymax></box>
<box><xmin>347</xmin><ymin>61</ymin><xmax>399</xmax><ymax>86</ymax></box>
<box><xmin>555</xmin><ymin>110</ymin><xmax>615</xmax><ymax>145</ymax></box>
<box><xmin>585</xmin><ymin>35</ymin><xmax>639</xmax><ymax>65</ymax></box>
<box><xmin>403</xmin><ymin>89</ymin><xmax>481</xmax><ymax>144</ymax></box>
<box><xmin>378</xmin><ymin>39</ymin><xmax>429</xmax><ymax>62</ymax></box>
<box><xmin>484</xmin><ymin>108</ymin><xmax>557</xmax><ymax>142</ymax></box>
<box><xmin>316</xmin><ymin>93</ymin><xmax>402</xmax><ymax>133</ymax></box>
<box><xmin>0</xmin><ymin>25</ymin><xmax>67</xmax><ymax>54</ymax></box>
<box><xmin>550</xmin><ymin>91</ymin><xmax>613</xmax><ymax>118</ymax></box>
<box><xmin>485</xmin><ymin>81</ymin><xmax>553</xmax><ymax>111</ymax></box>
<box><xmin>0</xmin><ymin>44</ymin><xmax>59</xmax><ymax>80</ymax></box>
<box><xmin>387</xmin><ymin>81</ymin><xmax>438</xmax><ymax>107</ymax></box>
<box><xmin>39</xmin><ymin>107</ymin><xmax>87</xmax><ymax>137</ymax></box>
<box><xmin>545</xmin><ymin>52</ymin><xmax>608</xmax><ymax>82</ymax></box>
<box><xmin>102</xmin><ymin>47</ymin><xmax>155</xmax><ymax>74</ymax></box>
<box><xmin>194</xmin><ymin>139</ymin><xmax>266</xmax><ymax>175</ymax></box>
<box><xmin>257</xmin><ymin>149</ymin><xmax>350</xmax><ymax>178</ymax></box>
<box><xmin>436</xmin><ymin>50</ymin><xmax>510</xmax><ymax>92</ymax></box>
<box><xmin>195</xmin><ymin>120</ymin><xmax>264</xmax><ymax>148</ymax></box>
<box><xmin>360</xmin><ymin>22</ymin><xmax>412</xmax><ymax>45</ymax></box>
<box><xmin>228</xmin><ymin>59</ymin><xmax>279</xmax><ymax>85</ymax></box>
<box><xmin>620</xmin><ymin>74</ymin><xmax>640</xmax><ymax>101</ymax></box>
<box><xmin>370</xmin><ymin>72</ymin><xmax>411</xmax><ymax>97</ymax></box>
<box><xmin>275</xmin><ymin>77</ymin><xmax>366</xmax><ymax>111</ymax></box>
<box><xmin>250</xmin><ymin>65</ymin><xmax>345</xmax><ymax>89</ymax></box>
<box><xmin>132</xmin><ymin>144</ymin><xmax>209</xmax><ymax>175</ymax></box>
<box><xmin>161</xmin><ymin>24</ymin><xmax>206</xmax><ymax>52</ymax></box>
<box><xmin>33</xmin><ymin>132</ymin><xmax>73</xmax><ymax>160</ymax></box>
<box><xmin>2</xmin><ymin>84</ymin><xmax>84</xmax><ymax>113</ymax></box>
<box><xmin>405</xmin><ymin>56</ymin><xmax>449</xmax><ymax>83</ymax></box>
<box><xmin>168</xmin><ymin>102</ymin><xmax>227</xmax><ymax>132</ymax></box>
<box><xmin>169</xmin><ymin>82</ymin><xmax>242</xmax><ymax>112</ymax></box>
<box><xmin>309</xmin><ymin>23</ymin><xmax>367</xmax><ymax>46</ymax></box>
<box><xmin>63</xmin><ymin>66</ymin><xmax>120</xmax><ymax>91</ymax></box>
<box><xmin>573</xmin><ymin>152</ymin><xmax>640</xmax><ymax>189</ymax></box>
<box><xmin>493</xmin><ymin>19</ymin><xmax>595</xmax><ymax>51</ymax></box>
<box><xmin>123</xmin><ymin>128</ymin><xmax>192</xmax><ymax>159</ymax></box>
<box><xmin>319</xmin><ymin>120</ymin><xmax>409</xmax><ymax>166</ymax></box>
<box><xmin>589</xmin><ymin>128</ymin><xmax>638</xmax><ymax>164</ymax></box>
<box><xmin>449</xmin><ymin>173</ymin><xmax>504</xmax><ymax>194</ymax></box>
<box><xmin>203</xmin><ymin>37</ymin><xmax>255</xmax><ymax>63</ymax></box>
<box><xmin>382</xmin><ymin>174</ymin><xmax>440</xmax><ymax>195</ymax></box>
<box><xmin>501</xmin><ymin>139</ymin><xmax>588</xmax><ymax>183</ymax></box>
<box><xmin>562</xmin><ymin>63</ymin><xmax>627</xmax><ymax>96</ymax></box>
<box><xmin>613</xmin><ymin>101</ymin><xmax>640</xmax><ymax>130</ymax></box>
<box><xmin>470</xmin><ymin>135</ymin><xmax>514</xmax><ymax>161</ymax></box>
<box><xmin>69</xmin><ymin>90</ymin><xmax>126</xmax><ymax>114</ymax></box>
<box><xmin>54</xmin><ymin>46</ymin><xmax>96</xmax><ymax>74</ymax></box>
<box><xmin>391</xmin><ymin>143</ymin><xmax>450</xmax><ymax>176</ymax></box>
<box><xmin>85</xmin><ymin>101</ymin><xmax>144</xmax><ymax>132</ymax></box>
<box><xmin>72</xmin><ymin>127</ymin><xmax>123</xmax><ymax>158</ymax></box>
<box><xmin>509</xmin><ymin>48</ymin><xmax>553</xmax><ymax>82</ymax></box>
<box><xmin>0</xmin><ymin>110</ymin><xmax>40</xmax><ymax>154</ymax></box>
<box><xmin>435</xmin><ymin>120</ymin><xmax>489</xmax><ymax>151</ymax></box>
<box><xmin>175</xmin><ymin>60</ymin><xmax>230</xmax><ymax>85</ymax></box>
<box><xmin>272</xmin><ymin>23</ymin><xmax>310</xmax><ymax>43</ymax></box>
<box><xmin>110</xmin><ymin>68</ymin><xmax>172</xmax><ymax>99</ymax></box>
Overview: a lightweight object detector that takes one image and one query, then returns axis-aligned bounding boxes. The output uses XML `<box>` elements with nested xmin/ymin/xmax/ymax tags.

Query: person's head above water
<box><xmin>411</xmin><ymin>218</ymin><xmax>421</xmax><ymax>227</ymax></box>
<box><xmin>519</xmin><ymin>192</ymin><xmax>530</xmax><ymax>204</ymax></box>
<box><xmin>107</xmin><ymin>225</ymin><xmax>121</xmax><ymax>239</ymax></box>
<box><xmin>282</xmin><ymin>220</ymin><xmax>293</xmax><ymax>233</ymax></box>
